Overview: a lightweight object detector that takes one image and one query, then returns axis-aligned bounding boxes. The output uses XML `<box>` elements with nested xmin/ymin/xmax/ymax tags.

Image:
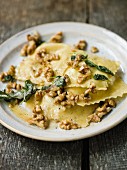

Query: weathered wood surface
<box><xmin>0</xmin><ymin>0</ymin><xmax>127</xmax><ymax>169</ymax></box>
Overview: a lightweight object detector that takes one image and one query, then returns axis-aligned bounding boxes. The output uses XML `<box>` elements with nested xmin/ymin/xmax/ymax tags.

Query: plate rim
<box><xmin>0</xmin><ymin>22</ymin><xmax>127</xmax><ymax>142</ymax></box>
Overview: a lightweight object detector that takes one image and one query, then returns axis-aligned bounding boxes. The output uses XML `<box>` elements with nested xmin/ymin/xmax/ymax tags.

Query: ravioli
<box><xmin>41</xmin><ymin>95</ymin><xmax>98</xmax><ymax>127</ymax></box>
<box><xmin>31</xmin><ymin>43</ymin><xmax>72</xmax><ymax>75</ymax></box>
<box><xmin>67</xmin><ymin>77</ymin><xmax>127</xmax><ymax>106</ymax></box>
<box><xmin>16</xmin><ymin>43</ymin><xmax>72</xmax><ymax>84</ymax></box>
<box><xmin>65</xmin><ymin>55</ymin><xmax>119</xmax><ymax>90</ymax></box>
<box><xmin>16</xmin><ymin>57</ymin><xmax>51</xmax><ymax>85</ymax></box>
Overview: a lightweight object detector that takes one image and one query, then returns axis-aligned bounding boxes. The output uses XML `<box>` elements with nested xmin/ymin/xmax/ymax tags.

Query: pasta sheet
<box><xmin>67</xmin><ymin>77</ymin><xmax>127</xmax><ymax>106</ymax></box>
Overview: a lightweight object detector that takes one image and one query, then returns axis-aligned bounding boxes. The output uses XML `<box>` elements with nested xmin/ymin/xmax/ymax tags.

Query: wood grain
<box><xmin>0</xmin><ymin>126</ymin><xmax>87</xmax><ymax>170</ymax></box>
<box><xmin>0</xmin><ymin>0</ymin><xmax>87</xmax><ymax>43</ymax></box>
<box><xmin>89</xmin><ymin>0</ymin><xmax>127</xmax><ymax>169</ymax></box>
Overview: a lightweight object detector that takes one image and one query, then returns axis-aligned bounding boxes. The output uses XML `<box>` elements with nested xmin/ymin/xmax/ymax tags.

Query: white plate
<box><xmin>0</xmin><ymin>22</ymin><xmax>127</xmax><ymax>141</ymax></box>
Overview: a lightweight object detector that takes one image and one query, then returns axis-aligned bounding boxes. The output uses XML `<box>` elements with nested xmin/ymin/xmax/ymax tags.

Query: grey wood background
<box><xmin>0</xmin><ymin>0</ymin><xmax>127</xmax><ymax>169</ymax></box>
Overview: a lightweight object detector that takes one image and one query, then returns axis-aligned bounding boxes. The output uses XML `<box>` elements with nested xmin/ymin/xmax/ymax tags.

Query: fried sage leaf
<box><xmin>2</xmin><ymin>75</ymin><xmax>15</xmax><ymax>82</ymax></box>
<box><xmin>85</xmin><ymin>59</ymin><xmax>96</xmax><ymax>67</ymax></box>
<box><xmin>22</xmin><ymin>80</ymin><xmax>37</xmax><ymax>102</ymax></box>
<box><xmin>53</xmin><ymin>76</ymin><xmax>66</xmax><ymax>87</ymax></box>
<box><xmin>0</xmin><ymin>91</ymin><xmax>12</xmax><ymax>101</ymax></box>
<box><xmin>71</xmin><ymin>55</ymin><xmax>76</xmax><ymax>61</ymax></box>
<box><xmin>97</xmin><ymin>65</ymin><xmax>114</xmax><ymax>76</ymax></box>
<box><xmin>85</xmin><ymin>59</ymin><xmax>114</xmax><ymax>76</ymax></box>
<box><xmin>0</xmin><ymin>80</ymin><xmax>36</xmax><ymax>102</ymax></box>
<box><xmin>93</xmin><ymin>74</ymin><xmax>108</xmax><ymax>80</ymax></box>
<box><xmin>41</xmin><ymin>85</ymin><xmax>51</xmax><ymax>90</ymax></box>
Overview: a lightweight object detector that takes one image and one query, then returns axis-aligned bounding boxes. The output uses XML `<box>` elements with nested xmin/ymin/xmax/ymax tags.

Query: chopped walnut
<box><xmin>59</xmin><ymin>120</ymin><xmax>80</xmax><ymax>130</ymax></box>
<box><xmin>33</xmin><ymin>105</ymin><xmax>42</xmax><ymax>113</ymax></box>
<box><xmin>35</xmin><ymin>52</ymin><xmax>44</xmax><ymax>64</ymax></box>
<box><xmin>20</xmin><ymin>44</ymin><xmax>28</xmax><ymax>56</ymax></box>
<box><xmin>67</xmin><ymin>61</ymin><xmax>79</xmax><ymax>69</ymax></box>
<box><xmin>0</xmin><ymin>72</ymin><xmax>7</xmax><ymax>82</ymax></box>
<box><xmin>0</xmin><ymin>65</ymin><xmax>15</xmax><ymax>82</ymax></box>
<box><xmin>27</xmin><ymin>31</ymin><xmax>41</xmax><ymax>42</ymax></box>
<box><xmin>54</xmin><ymin>92</ymin><xmax>66</xmax><ymax>104</ymax></box>
<box><xmin>66</xmin><ymin>92</ymin><xmax>79</xmax><ymax>103</ymax></box>
<box><xmin>84</xmin><ymin>82</ymin><xmax>96</xmax><ymax>95</ymax></box>
<box><xmin>6</xmin><ymin>82</ymin><xmax>22</xmax><ymax>90</ymax></box>
<box><xmin>8</xmin><ymin>65</ymin><xmax>15</xmax><ymax>76</ymax></box>
<box><xmin>53</xmin><ymin>91</ymin><xmax>78</xmax><ymax>107</ymax></box>
<box><xmin>78</xmin><ymin>93</ymin><xmax>91</xmax><ymax>102</ymax></box>
<box><xmin>64</xmin><ymin>74</ymin><xmax>70</xmax><ymax>84</ymax></box>
<box><xmin>44</xmin><ymin>67</ymin><xmax>54</xmax><ymax>82</ymax></box>
<box><xmin>78</xmin><ymin>64</ymin><xmax>90</xmax><ymax>74</ymax></box>
<box><xmin>77</xmin><ymin>74</ymin><xmax>88</xmax><ymax>84</ymax></box>
<box><xmin>47</xmin><ymin>86</ymin><xmax>63</xmax><ymax>97</ymax></box>
<box><xmin>27</xmin><ymin>40</ymin><xmax>36</xmax><ymax>55</ymax></box>
<box><xmin>5</xmin><ymin>88</ymin><xmax>12</xmax><ymax>94</ymax></box>
<box><xmin>44</xmin><ymin>54</ymin><xmax>60</xmax><ymax>61</ymax></box>
<box><xmin>91</xmin><ymin>46</ymin><xmax>99</xmax><ymax>53</ymax></box>
<box><xmin>77</xmin><ymin>68</ymin><xmax>91</xmax><ymax>84</ymax></box>
<box><xmin>48</xmin><ymin>91</ymin><xmax>57</xmax><ymax>97</ymax></box>
<box><xmin>34</xmin><ymin>68</ymin><xmax>43</xmax><ymax>77</ymax></box>
<box><xmin>107</xmin><ymin>99</ymin><xmax>116</xmax><ymax>107</ymax></box>
<box><xmin>35</xmin><ymin>90</ymin><xmax>44</xmax><ymax>102</ymax></box>
<box><xmin>67</xmin><ymin>54</ymin><xmax>87</xmax><ymax>69</ymax></box>
<box><xmin>20</xmin><ymin>32</ymin><xmax>42</xmax><ymax>56</ymax></box>
<box><xmin>29</xmin><ymin>105</ymin><xmax>48</xmax><ymax>129</ymax></box>
<box><xmin>20</xmin><ymin>40</ymin><xmax>36</xmax><ymax>56</ymax></box>
<box><xmin>49</xmin><ymin>32</ymin><xmax>63</xmax><ymax>43</ymax></box>
<box><xmin>86</xmin><ymin>99</ymin><xmax>116</xmax><ymax>125</ymax></box>
<box><xmin>74</xmin><ymin>40</ymin><xmax>87</xmax><ymax>50</ymax></box>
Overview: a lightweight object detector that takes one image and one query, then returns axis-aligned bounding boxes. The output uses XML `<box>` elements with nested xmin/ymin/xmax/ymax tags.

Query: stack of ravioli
<box><xmin>16</xmin><ymin>43</ymin><xmax>127</xmax><ymax>127</ymax></box>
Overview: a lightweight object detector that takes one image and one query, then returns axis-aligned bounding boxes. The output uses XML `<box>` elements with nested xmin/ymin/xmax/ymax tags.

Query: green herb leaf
<box><xmin>80</xmin><ymin>54</ymin><xmax>88</xmax><ymax>60</ymax></box>
<box><xmin>93</xmin><ymin>74</ymin><xmax>108</xmax><ymax>80</ymax></box>
<box><xmin>9</xmin><ymin>90</ymin><xmax>24</xmax><ymax>100</ymax></box>
<box><xmin>71</xmin><ymin>55</ymin><xmax>76</xmax><ymax>61</ymax></box>
<box><xmin>23</xmin><ymin>80</ymin><xmax>36</xmax><ymax>102</ymax></box>
<box><xmin>41</xmin><ymin>85</ymin><xmax>51</xmax><ymax>90</ymax></box>
<box><xmin>0</xmin><ymin>80</ymin><xmax>37</xmax><ymax>102</ymax></box>
<box><xmin>85</xmin><ymin>60</ymin><xmax>114</xmax><ymax>76</ymax></box>
<box><xmin>0</xmin><ymin>91</ymin><xmax>11</xmax><ymax>101</ymax></box>
<box><xmin>53</xmin><ymin>76</ymin><xmax>66</xmax><ymax>87</ymax></box>
<box><xmin>3</xmin><ymin>75</ymin><xmax>15</xmax><ymax>82</ymax></box>
<box><xmin>97</xmin><ymin>65</ymin><xmax>114</xmax><ymax>76</ymax></box>
<box><xmin>85</xmin><ymin>59</ymin><xmax>96</xmax><ymax>67</ymax></box>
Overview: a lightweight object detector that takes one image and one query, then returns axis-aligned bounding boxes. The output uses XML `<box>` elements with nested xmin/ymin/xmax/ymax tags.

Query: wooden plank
<box><xmin>89</xmin><ymin>0</ymin><xmax>127</xmax><ymax>169</ymax></box>
<box><xmin>89</xmin><ymin>0</ymin><xmax>127</xmax><ymax>40</ymax></box>
<box><xmin>0</xmin><ymin>126</ymin><xmax>86</xmax><ymax>170</ymax></box>
<box><xmin>0</xmin><ymin>0</ymin><xmax>88</xmax><ymax>170</ymax></box>
<box><xmin>0</xmin><ymin>0</ymin><xmax>87</xmax><ymax>44</ymax></box>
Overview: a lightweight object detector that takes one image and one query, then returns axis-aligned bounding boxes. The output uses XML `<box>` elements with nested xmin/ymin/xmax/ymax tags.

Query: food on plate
<box><xmin>0</xmin><ymin>31</ymin><xmax>127</xmax><ymax>130</ymax></box>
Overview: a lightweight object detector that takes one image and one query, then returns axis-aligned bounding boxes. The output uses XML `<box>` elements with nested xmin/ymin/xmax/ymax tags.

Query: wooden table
<box><xmin>0</xmin><ymin>0</ymin><xmax>127</xmax><ymax>169</ymax></box>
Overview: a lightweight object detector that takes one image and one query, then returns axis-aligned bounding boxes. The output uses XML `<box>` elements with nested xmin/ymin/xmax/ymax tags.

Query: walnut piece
<box><xmin>0</xmin><ymin>65</ymin><xmax>15</xmax><ymax>82</ymax></box>
<box><xmin>49</xmin><ymin>32</ymin><xmax>63</xmax><ymax>43</ymax></box>
<box><xmin>44</xmin><ymin>67</ymin><xmax>54</xmax><ymax>82</ymax></box>
<box><xmin>59</xmin><ymin>120</ymin><xmax>80</xmax><ymax>130</ymax></box>
<box><xmin>20</xmin><ymin>32</ymin><xmax>42</xmax><ymax>56</ymax></box>
<box><xmin>74</xmin><ymin>40</ymin><xmax>87</xmax><ymax>50</ymax></box>
<box><xmin>29</xmin><ymin>105</ymin><xmax>49</xmax><ymax>129</ymax></box>
<box><xmin>86</xmin><ymin>99</ymin><xmax>116</xmax><ymax>125</ymax></box>
<box><xmin>91</xmin><ymin>46</ymin><xmax>99</xmax><ymax>53</ymax></box>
